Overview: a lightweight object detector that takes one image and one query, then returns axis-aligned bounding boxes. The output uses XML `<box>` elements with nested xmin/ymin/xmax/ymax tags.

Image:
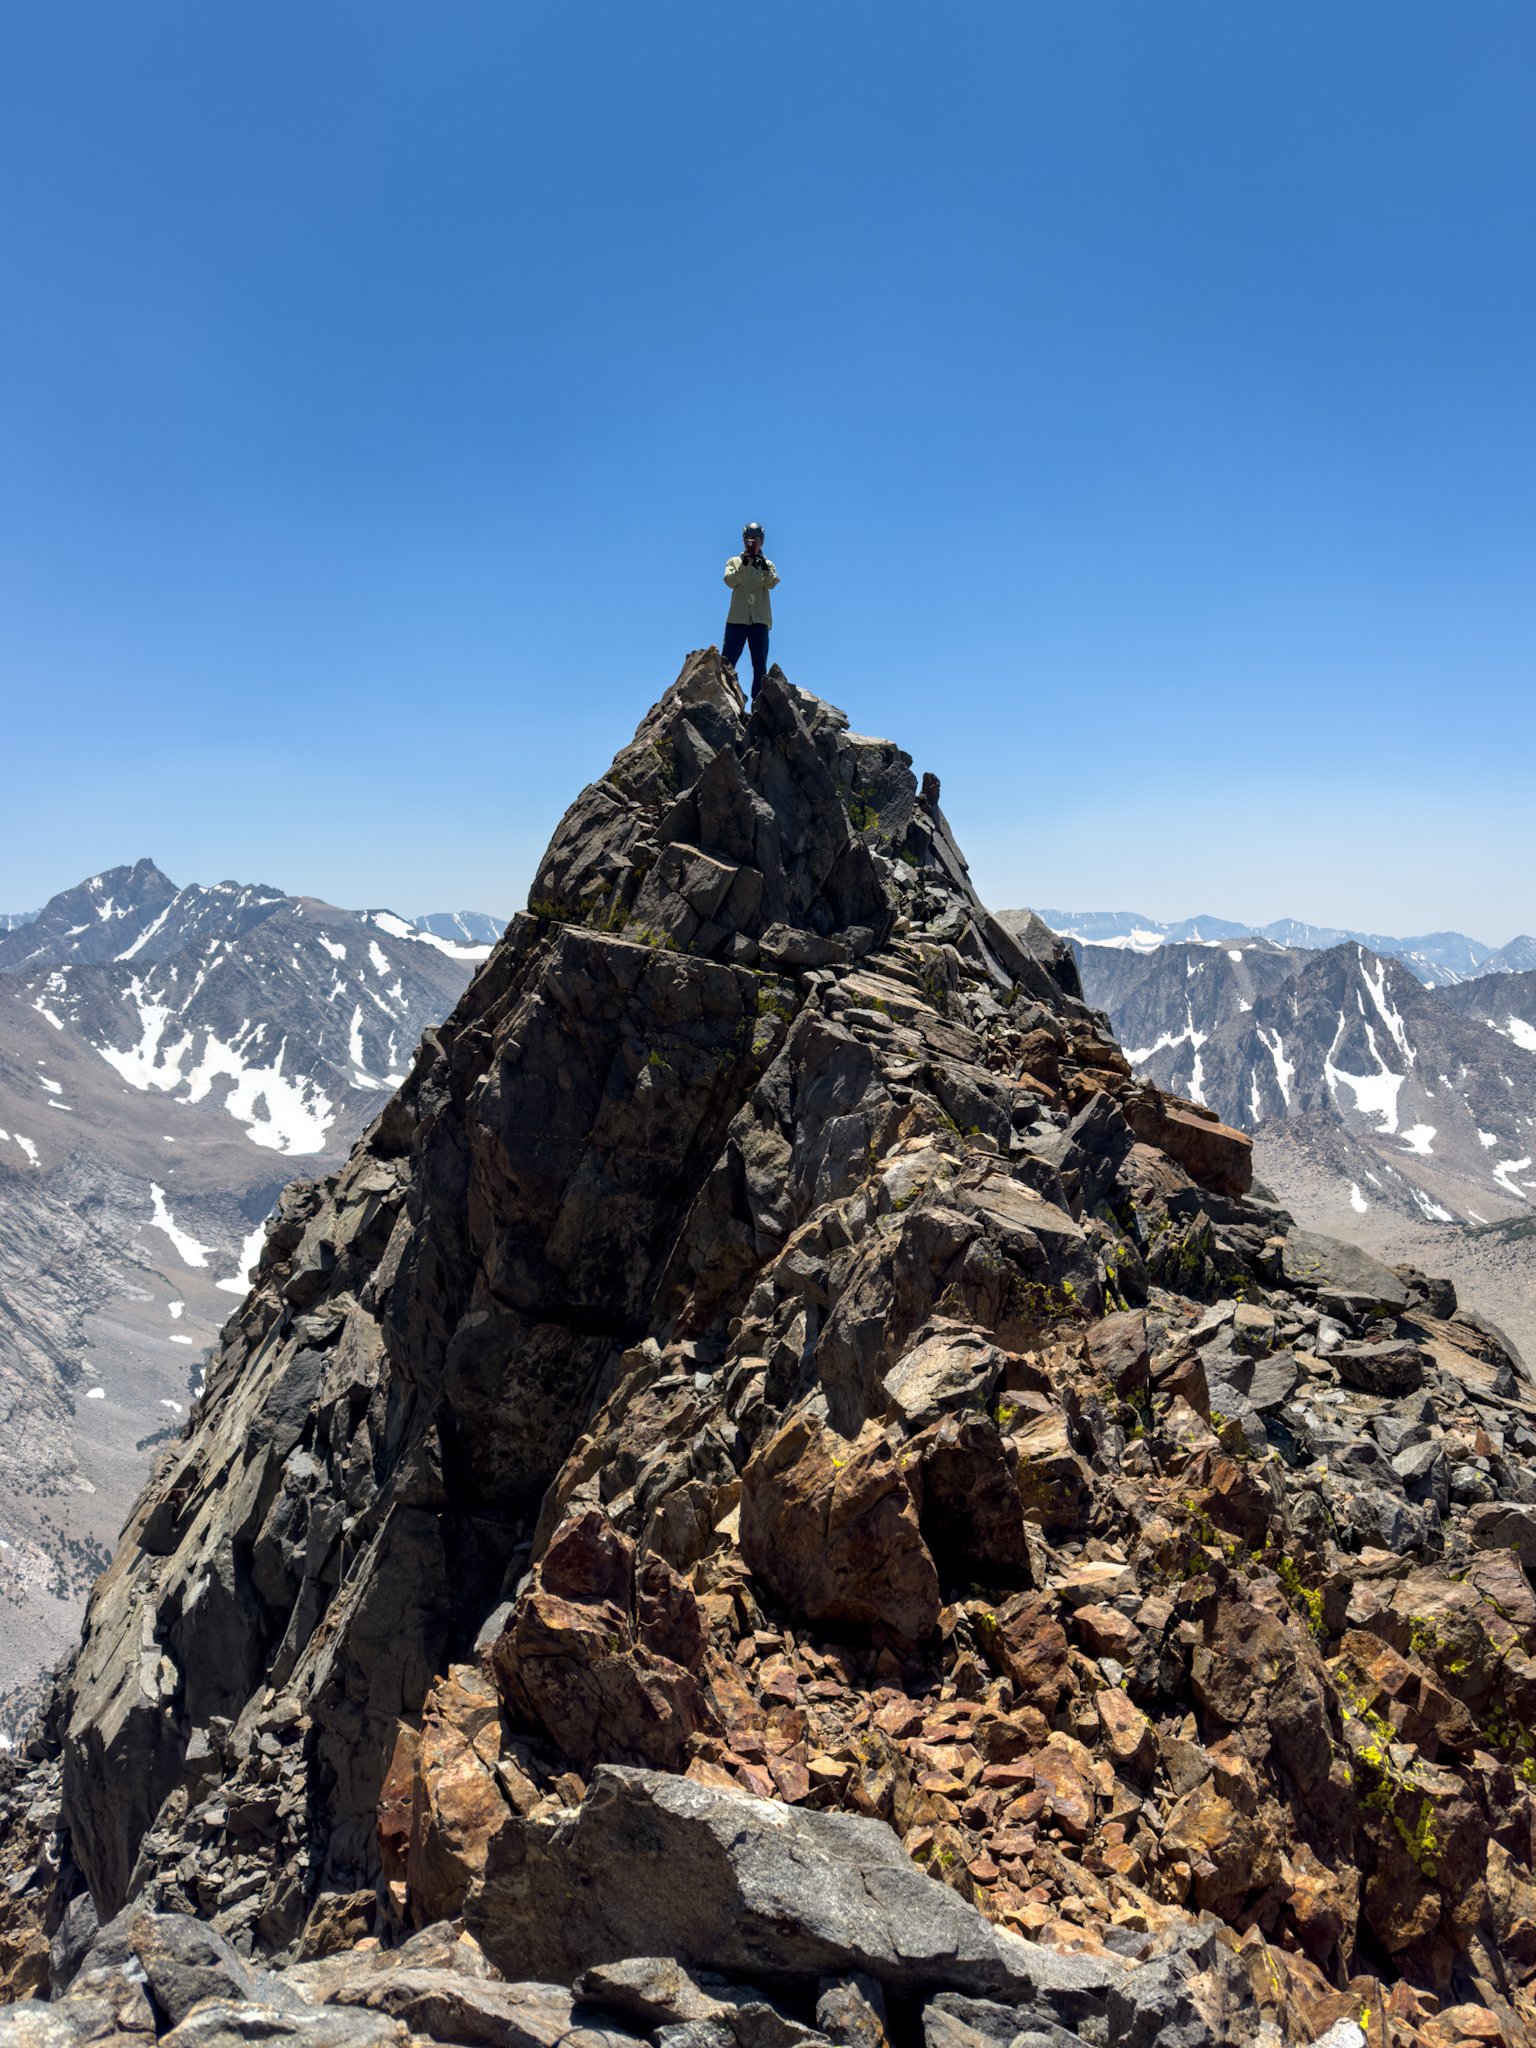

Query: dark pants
<box><xmin>722</xmin><ymin>620</ymin><xmax>770</xmax><ymax>693</ymax></box>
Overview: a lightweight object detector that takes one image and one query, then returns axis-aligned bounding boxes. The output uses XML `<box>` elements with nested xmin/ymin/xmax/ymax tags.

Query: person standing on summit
<box><xmin>721</xmin><ymin>522</ymin><xmax>778</xmax><ymax>698</ymax></box>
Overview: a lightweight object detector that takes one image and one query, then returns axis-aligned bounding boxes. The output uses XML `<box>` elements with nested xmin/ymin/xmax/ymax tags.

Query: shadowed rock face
<box><xmin>18</xmin><ymin>649</ymin><xmax>1536</xmax><ymax>2048</ymax></box>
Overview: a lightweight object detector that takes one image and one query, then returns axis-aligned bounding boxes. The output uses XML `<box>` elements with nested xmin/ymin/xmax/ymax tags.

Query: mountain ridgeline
<box><xmin>1064</xmin><ymin>935</ymin><xmax>1536</xmax><ymax>1233</ymax></box>
<box><xmin>1036</xmin><ymin>908</ymin><xmax>1536</xmax><ymax>989</ymax></box>
<box><xmin>7</xmin><ymin>654</ymin><xmax>1536</xmax><ymax>2048</ymax></box>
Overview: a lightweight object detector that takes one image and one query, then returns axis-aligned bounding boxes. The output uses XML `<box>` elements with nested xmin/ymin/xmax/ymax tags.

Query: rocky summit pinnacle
<box><xmin>4</xmin><ymin>651</ymin><xmax>1536</xmax><ymax>2048</ymax></box>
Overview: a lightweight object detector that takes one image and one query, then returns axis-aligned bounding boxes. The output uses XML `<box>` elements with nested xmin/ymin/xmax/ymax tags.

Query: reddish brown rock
<box><xmin>1161</xmin><ymin>1777</ymin><xmax>1282</xmax><ymax>1919</ymax></box>
<box><xmin>1190</xmin><ymin>1597</ymin><xmax>1334</xmax><ymax>1819</ymax></box>
<box><xmin>1486</xmin><ymin>1839</ymin><xmax>1536</xmax><ymax>1971</ymax></box>
<box><xmin>841</xmin><ymin>1725</ymin><xmax>913</xmax><ymax>1828</ymax></box>
<box><xmin>487</xmin><ymin>1510</ymin><xmax>716</xmax><ymax>1772</ymax></box>
<box><xmin>1072</xmin><ymin>1603</ymin><xmax>1142</xmax><ymax>1662</ymax></box>
<box><xmin>1123</xmin><ymin>1090</ymin><xmax>1253</xmax><ymax>1198</ymax></box>
<box><xmin>407</xmin><ymin>1667</ymin><xmax>514</xmax><ymax>1923</ymax></box>
<box><xmin>541</xmin><ymin>1511</ymin><xmax>634</xmax><ymax>1606</ymax></box>
<box><xmin>972</xmin><ymin>1710</ymin><xmax>1040</xmax><ymax>1763</ymax></box>
<box><xmin>1356</xmin><ymin>1760</ymin><xmax>1489</xmax><ymax>1968</ymax></box>
<box><xmin>1085</xmin><ymin>1311</ymin><xmax>1149</xmax><ymax>1398</ymax></box>
<box><xmin>636</xmin><ymin>1550</ymin><xmax>708</xmax><ymax>1670</ymax></box>
<box><xmin>1030</xmin><ymin>1731</ymin><xmax>1097</xmax><ymax>1843</ymax></box>
<box><xmin>377</xmin><ymin>1723</ymin><xmax>420</xmax><ymax>1884</ymax></box>
<box><xmin>1095</xmin><ymin>1686</ymin><xmax>1156</xmax><ymax>1778</ymax></box>
<box><xmin>740</xmin><ymin>1411</ymin><xmax>941</xmax><ymax>1641</ymax></box>
<box><xmin>1153</xmin><ymin>1335</ymin><xmax>1210</xmax><ymax>1419</ymax></box>
<box><xmin>1193</xmin><ymin>1456</ymin><xmax>1274</xmax><ymax>1549</ymax></box>
<box><xmin>1014</xmin><ymin>1030</ymin><xmax>1062</xmax><ymax>1087</ymax></box>
<box><xmin>1008</xmin><ymin>1409</ymin><xmax>1090</xmax><ymax>1534</ymax></box>
<box><xmin>975</xmin><ymin>1591</ymin><xmax>1069</xmax><ymax>1718</ymax></box>
<box><xmin>911</xmin><ymin>1822</ymin><xmax>978</xmax><ymax>1901</ymax></box>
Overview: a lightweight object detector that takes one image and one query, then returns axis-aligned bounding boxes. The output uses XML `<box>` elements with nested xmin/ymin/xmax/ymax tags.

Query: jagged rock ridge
<box><xmin>7</xmin><ymin>653</ymin><xmax>1536</xmax><ymax>2048</ymax></box>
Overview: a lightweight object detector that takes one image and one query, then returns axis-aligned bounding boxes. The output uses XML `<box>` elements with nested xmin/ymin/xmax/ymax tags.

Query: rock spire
<box><xmin>4</xmin><ymin>652</ymin><xmax>1536</xmax><ymax>2048</ymax></box>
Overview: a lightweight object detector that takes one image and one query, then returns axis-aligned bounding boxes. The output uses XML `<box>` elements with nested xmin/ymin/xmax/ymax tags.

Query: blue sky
<box><xmin>2</xmin><ymin>3</ymin><xmax>1533</xmax><ymax>941</ymax></box>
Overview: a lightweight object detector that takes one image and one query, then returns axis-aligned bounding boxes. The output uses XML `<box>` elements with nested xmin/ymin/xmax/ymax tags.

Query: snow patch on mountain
<box><xmin>1257</xmin><ymin>1027</ymin><xmax>1295</xmax><ymax>1106</ymax></box>
<box><xmin>1324</xmin><ymin>1010</ymin><xmax>1405</xmax><ymax>1133</ymax></box>
<box><xmin>92</xmin><ymin>979</ymin><xmax>337</xmax><ymax>1153</ymax></box>
<box><xmin>149</xmin><ymin>1183</ymin><xmax>215</xmax><ymax>1268</ymax></box>
<box><xmin>116</xmin><ymin>903</ymin><xmax>176</xmax><ymax>962</ymax></box>
<box><xmin>1359</xmin><ymin>950</ymin><xmax>1415</xmax><ymax>1063</ymax></box>
<box><xmin>1125</xmin><ymin>1002</ymin><xmax>1207</xmax><ymax>1065</ymax></box>
<box><xmin>413</xmin><ymin>911</ymin><xmax>505</xmax><ymax>947</ymax></box>
<box><xmin>217</xmin><ymin>1220</ymin><xmax>270</xmax><ymax>1295</ymax></box>
<box><xmin>1039</xmin><ymin>906</ymin><xmax>1530</xmax><ymax>988</ymax></box>
<box><xmin>365</xmin><ymin>910</ymin><xmax>490</xmax><ymax>962</ymax></box>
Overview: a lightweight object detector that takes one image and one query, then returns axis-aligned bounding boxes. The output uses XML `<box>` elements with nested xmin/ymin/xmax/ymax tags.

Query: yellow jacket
<box><xmin>724</xmin><ymin>554</ymin><xmax>779</xmax><ymax>627</ymax></box>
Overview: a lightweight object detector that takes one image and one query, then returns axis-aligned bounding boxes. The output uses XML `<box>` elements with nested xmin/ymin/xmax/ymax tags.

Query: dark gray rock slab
<box><xmin>75</xmin><ymin>1910</ymin><xmax>263</xmax><ymax>2028</ymax></box>
<box><xmin>922</xmin><ymin>2004</ymin><xmax>1086</xmax><ymax>2048</ymax></box>
<box><xmin>1027</xmin><ymin>1094</ymin><xmax>1132</xmax><ymax>1211</ymax></box>
<box><xmin>1371</xmin><ymin>1414</ymin><xmax>1428</xmax><ymax>1459</ymax></box>
<box><xmin>1393</xmin><ymin>1441</ymin><xmax>1450</xmax><ymax>1514</ymax></box>
<box><xmin>47</xmin><ymin>1893</ymin><xmax>99</xmax><ymax>1999</ymax></box>
<box><xmin>464</xmin><ymin>1766</ymin><xmax>1130</xmax><ymax>2005</ymax></box>
<box><xmin>1280</xmin><ymin>1232</ymin><xmax>1409</xmax><ymax>1314</ymax></box>
<box><xmin>1335</xmin><ymin>1483</ymin><xmax>1436</xmax><ymax>1557</ymax></box>
<box><xmin>758</xmin><ymin>926</ymin><xmax>849</xmax><ymax>970</ymax></box>
<box><xmin>1330</xmin><ymin>1439</ymin><xmax>1404</xmax><ymax>1491</ymax></box>
<box><xmin>1102</xmin><ymin>1921</ymin><xmax>1263</xmax><ymax>2048</ymax></box>
<box><xmin>1467</xmin><ymin>1502</ymin><xmax>1536</xmax><ymax>1570</ymax></box>
<box><xmin>1332</xmin><ymin>1341</ymin><xmax>1424</xmax><ymax>1397</ymax></box>
<box><xmin>1203</xmin><ymin>1346</ymin><xmax>1299</xmax><ymax>1415</ymax></box>
<box><xmin>0</xmin><ymin>2007</ymin><xmax>116</xmax><ymax>2048</ymax></box>
<box><xmin>573</xmin><ymin>1959</ymin><xmax>819</xmax><ymax>2048</ymax></box>
<box><xmin>575</xmin><ymin>1959</ymin><xmax>722</xmax><ymax>2027</ymax></box>
<box><xmin>158</xmin><ymin>2002</ymin><xmax>407</xmax><ymax>2048</ymax></box>
<box><xmin>926</xmin><ymin>1978</ymin><xmax>1112</xmax><ymax>2035</ymax></box>
<box><xmin>1454</xmin><ymin>1310</ymin><xmax>1530</xmax><ymax>1379</ymax></box>
<box><xmin>882</xmin><ymin>1330</ymin><xmax>1007</xmax><ymax>1430</ymax></box>
<box><xmin>329</xmin><ymin>1973</ymin><xmax>641</xmax><ymax>2048</ymax></box>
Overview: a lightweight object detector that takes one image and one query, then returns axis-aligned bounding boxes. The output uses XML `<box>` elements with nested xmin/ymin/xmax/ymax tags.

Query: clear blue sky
<box><xmin>2</xmin><ymin>3</ymin><xmax>1533</xmax><ymax>940</ymax></box>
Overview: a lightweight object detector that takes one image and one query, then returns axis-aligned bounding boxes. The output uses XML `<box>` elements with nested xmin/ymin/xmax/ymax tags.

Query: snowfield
<box><xmin>92</xmin><ymin>978</ymin><xmax>338</xmax><ymax>1153</ymax></box>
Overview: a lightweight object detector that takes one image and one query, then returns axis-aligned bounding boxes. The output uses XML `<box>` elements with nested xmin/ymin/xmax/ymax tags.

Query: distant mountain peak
<box><xmin>0</xmin><ymin>860</ymin><xmax>181</xmax><ymax>973</ymax></box>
